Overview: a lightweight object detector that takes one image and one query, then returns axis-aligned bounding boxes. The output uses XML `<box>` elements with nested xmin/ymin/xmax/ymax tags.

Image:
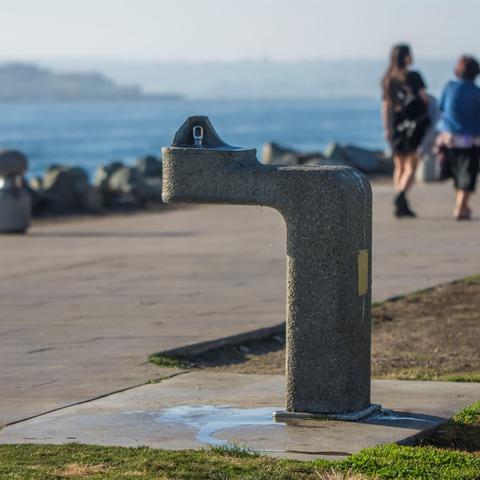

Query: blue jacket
<box><xmin>439</xmin><ymin>80</ymin><xmax>480</xmax><ymax>136</ymax></box>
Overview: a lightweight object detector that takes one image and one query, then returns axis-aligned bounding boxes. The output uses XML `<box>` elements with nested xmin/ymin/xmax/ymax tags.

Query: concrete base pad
<box><xmin>273</xmin><ymin>403</ymin><xmax>382</xmax><ymax>422</ymax></box>
<box><xmin>1</xmin><ymin>372</ymin><xmax>479</xmax><ymax>461</ymax></box>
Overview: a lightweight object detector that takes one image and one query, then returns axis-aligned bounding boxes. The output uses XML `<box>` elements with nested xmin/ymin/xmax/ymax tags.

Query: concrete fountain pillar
<box><xmin>162</xmin><ymin>116</ymin><xmax>377</xmax><ymax>419</ymax></box>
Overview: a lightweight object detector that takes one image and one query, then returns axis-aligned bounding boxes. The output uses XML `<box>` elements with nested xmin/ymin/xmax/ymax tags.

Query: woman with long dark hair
<box><xmin>381</xmin><ymin>44</ymin><xmax>430</xmax><ymax>217</ymax></box>
<box><xmin>436</xmin><ymin>55</ymin><xmax>480</xmax><ymax>220</ymax></box>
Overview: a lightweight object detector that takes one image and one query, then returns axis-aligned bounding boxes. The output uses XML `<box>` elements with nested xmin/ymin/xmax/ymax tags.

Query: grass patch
<box><xmin>453</xmin><ymin>400</ymin><xmax>480</xmax><ymax>425</ymax></box>
<box><xmin>377</xmin><ymin>368</ymin><xmax>480</xmax><ymax>383</ymax></box>
<box><xmin>0</xmin><ymin>443</ymin><xmax>336</xmax><ymax>479</ymax></box>
<box><xmin>422</xmin><ymin>400</ymin><xmax>480</xmax><ymax>452</ymax></box>
<box><xmin>148</xmin><ymin>353</ymin><xmax>191</xmax><ymax>369</ymax></box>
<box><xmin>340</xmin><ymin>401</ymin><xmax>480</xmax><ymax>479</ymax></box>
<box><xmin>209</xmin><ymin>444</ymin><xmax>261</xmax><ymax>458</ymax></box>
<box><xmin>459</xmin><ymin>273</ymin><xmax>480</xmax><ymax>285</ymax></box>
<box><xmin>339</xmin><ymin>444</ymin><xmax>480</xmax><ymax>480</ymax></box>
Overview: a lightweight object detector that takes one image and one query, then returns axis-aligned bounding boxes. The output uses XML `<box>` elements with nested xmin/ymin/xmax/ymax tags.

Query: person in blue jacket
<box><xmin>437</xmin><ymin>55</ymin><xmax>480</xmax><ymax>220</ymax></box>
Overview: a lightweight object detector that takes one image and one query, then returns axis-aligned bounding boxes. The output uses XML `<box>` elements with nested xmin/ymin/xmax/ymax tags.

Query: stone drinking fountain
<box><xmin>162</xmin><ymin>116</ymin><xmax>378</xmax><ymax>419</ymax></box>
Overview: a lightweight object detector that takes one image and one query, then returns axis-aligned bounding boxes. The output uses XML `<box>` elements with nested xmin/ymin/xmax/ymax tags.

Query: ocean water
<box><xmin>0</xmin><ymin>98</ymin><xmax>385</xmax><ymax>179</ymax></box>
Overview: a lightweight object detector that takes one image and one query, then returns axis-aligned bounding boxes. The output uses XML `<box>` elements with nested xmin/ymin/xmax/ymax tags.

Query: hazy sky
<box><xmin>1</xmin><ymin>0</ymin><xmax>478</xmax><ymax>62</ymax></box>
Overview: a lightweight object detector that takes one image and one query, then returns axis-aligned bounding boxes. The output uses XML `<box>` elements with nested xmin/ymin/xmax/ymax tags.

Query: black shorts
<box><xmin>444</xmin><ymin>148</ymin><xmax>480</xmax><ymax>192</ymax></box>
<box><xmin>391</xmin><ymin>118</ymin><xmax>430</xmax><ymax>155</ymax></box>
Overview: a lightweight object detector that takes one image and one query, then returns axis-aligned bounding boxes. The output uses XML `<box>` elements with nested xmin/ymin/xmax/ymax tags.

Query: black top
<box><xmin>386</xmin><ymin>70</ymin><xmax>430</xmax><ymax>153</ymax></box>
<box><xmin>386</xmin><ymin>70</ymin><xmax>426</xmax><ymax>108</ymax></box>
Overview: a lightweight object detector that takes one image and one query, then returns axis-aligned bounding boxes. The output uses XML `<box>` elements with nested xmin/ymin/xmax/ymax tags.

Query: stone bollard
<box><xmin>0</xmin><ymin>150</ymin><xmax>31</xmax><ymax>234</ymax></box>
<box><xmin>162</xmin><ymin>116</ymin><xmax>378</xmax><ymax>419</ymax></box>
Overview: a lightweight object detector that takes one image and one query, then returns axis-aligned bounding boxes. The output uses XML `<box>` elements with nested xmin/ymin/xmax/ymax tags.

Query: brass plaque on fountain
<box><xmin>357</xmin><ymin>249</ymin><xmax>369</xmax><ymax>297</ymax></box>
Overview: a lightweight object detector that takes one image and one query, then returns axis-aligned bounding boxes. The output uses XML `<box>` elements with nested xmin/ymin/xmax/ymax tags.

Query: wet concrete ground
<box><xmin>1</xmin><ymin>372</ymin><xmax>479</xmax><ymax>460</ymax></box>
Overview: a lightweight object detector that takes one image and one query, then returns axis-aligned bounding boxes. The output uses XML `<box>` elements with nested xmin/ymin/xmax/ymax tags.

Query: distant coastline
<box><xmin>0</xmin><ymin>63</ymin><xmax>183</xmax><ymax>101</ymax></box>
<box><xmin>42</xmin><ymin>58</ymin><xmax>456</xmax><ymax>99</ymax></box>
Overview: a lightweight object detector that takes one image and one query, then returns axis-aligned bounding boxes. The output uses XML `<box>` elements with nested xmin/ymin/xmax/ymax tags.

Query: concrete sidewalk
<box><xmin>2</xmin><ymin>372</ymin><xmax>479</xmax><ymax>460</ymax></box>
<box><xmin>1</xmin><ymin>181</ymin><xmax>479</xmax><ymax>426</ymax></box>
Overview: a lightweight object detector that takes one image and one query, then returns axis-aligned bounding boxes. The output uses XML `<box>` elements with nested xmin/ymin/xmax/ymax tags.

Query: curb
<box><xmin>159</xmin><ymin>276</ymin><xmax>480</xmax><ymax>359</ymax></box>
<box><xmin>161</xmin><ymin>322</ymin><xmax>285</xmax><ymax>357</ymax></box>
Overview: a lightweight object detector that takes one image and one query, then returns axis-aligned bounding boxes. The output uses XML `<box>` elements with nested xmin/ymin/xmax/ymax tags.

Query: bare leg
<box><xmin>399</xmin><ymin>153</ymin><xmax>419</xmax><ymax>193</ymax></box>
<box><xmin>393</xmin><ymin>153</ymin><xmax>419</xmax><ymax>217</ymax></box>
<box><xmin>454</xmin><ymin>190</ymin><xmax>471</xmax><ymax>219</ymax></box>
<box><xmin>393</xmin><ymin>154</ymin><xmax>406</xmax><ymax>192</ymax></box>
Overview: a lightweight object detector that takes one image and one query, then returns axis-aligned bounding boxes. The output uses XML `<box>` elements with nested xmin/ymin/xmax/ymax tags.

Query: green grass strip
<box><xmin>0</xmin><ymin>444</ymin><xmax>332</xmax><ymax>480</ymax></box>
<box><xmin>339</xmin><ymin>444</ymin><xmax>480</xmax><ymax>480</ymax></box>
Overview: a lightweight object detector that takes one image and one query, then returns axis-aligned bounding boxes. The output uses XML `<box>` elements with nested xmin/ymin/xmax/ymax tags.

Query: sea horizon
<box><xmin>0</xmin><ymin>97</ymin><xmax>386</xmax><ymax>179</ymax></box>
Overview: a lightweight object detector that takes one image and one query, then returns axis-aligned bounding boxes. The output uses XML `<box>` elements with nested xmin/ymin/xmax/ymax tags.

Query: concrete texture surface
<box><xmin>163</xmin><ymin>116</ymin><xmax>372</xmax><ymax>414</ymax></box>
<box><xmin>1</xmin><ymin>372</ymin><xmax>479</xmax><ymax>461</ymax></box>
<box><xmin>0</xmin><ymin>181</ymin><xmax>479</xmax><ymax>426</ymax></box>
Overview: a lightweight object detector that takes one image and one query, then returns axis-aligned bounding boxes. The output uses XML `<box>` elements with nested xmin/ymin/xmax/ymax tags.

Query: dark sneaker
<box><xmin>394</xmin><ymin>192</ymin><xmax>416</xmax><ymax>218</ymax></box>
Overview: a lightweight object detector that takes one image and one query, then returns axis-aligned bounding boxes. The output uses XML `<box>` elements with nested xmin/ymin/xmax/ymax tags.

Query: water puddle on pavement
<box><xmin>122</xmin><ymin>405</ymin><xmax>369</xmax><ymax>456</ymax></box>
<box><xmin>154</xmin><ymin>405</ymin><xmax>280</xmax><ymax>447</ymax></box>
<box><xmin>368</xmin><ymin>409</ymin><xmax>439</xmax><ymax>426</ymax></box>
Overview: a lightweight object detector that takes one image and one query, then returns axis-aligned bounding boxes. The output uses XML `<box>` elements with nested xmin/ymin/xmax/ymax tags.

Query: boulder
<box><xmin>262</xmin><ymin>142</ymin><xmax>324</xmax><ymax>166</ymax></box>
<box><xmin>29</xmin><ymin>176</ymin><xmax>43</xmax><ymax>191</ymax></box>
<box><xmin>42</xmin><ymin>165</ymin><xmax>91</xmax><ymax>213</ymax></box>
<box><xmin>144</xmin><ymin>177</ymin><xmax>163</xmax><ymax>200</ymax></box>
<box><xmin>107</xmin><ymin>166</ymin><xmax>162</xmax><ymax>204</ymax></box>
<box><xmin>134</xmin><ymin>155</ymin><xmax>162</xmax><ymax>177</ymax></box>
<box><xmin>0</xmin><ymin>150</ymin><xmax>28</xmax><ymax>176</ymax></box>
<box><xmin>27</xmin><ymin>177</ymin><xmax>49</xmax><ymax>214</ymax></box>
<box><xmin>263</xmin><ymin>141</ymin><xmax>391</xmax><ymax>174</ymax></box>
<box><xmin>322</xmin><ymin>143</ymin><xmax>350</xmax><ymax>165</ymax></box>
<box><xmin>93</xmin><ymin>161</ymin><xmax>124</xmax><ymax>190</ymax></box>
<box><xmin>324</xmin><ymin>143</ymin><xmax>392</xmax><ymax>174</ymax></box>
<box><xmin>84</xmin><ymin>186</ymin><xmax>104</xmax><ymax>213</ymax></box>
<box><xmin>93</xmin><ymin>161</ymin><xmax>124</xmax><ymax>206</ymax></box>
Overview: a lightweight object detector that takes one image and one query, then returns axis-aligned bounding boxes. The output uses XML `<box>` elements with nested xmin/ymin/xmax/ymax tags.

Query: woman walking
<box><xmin>437</xmin><ymin>56</ymin><xmax>480</xmax><ymax>220</ymax></box>
<box><xmin>381</xmin><ymin>44</ymin><xmax>430</xmax><ymax>217</ymax></box>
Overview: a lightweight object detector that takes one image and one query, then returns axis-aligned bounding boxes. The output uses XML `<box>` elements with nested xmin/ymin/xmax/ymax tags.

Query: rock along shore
<box><xmin>28</xmin><ymin>155</ymin><xmax>165</xmax><ymax>217</ymax></box>
<box><xmin>27</xmin><ymin>143</ymin><xmax>392</xmax><ymax>218</ymax></box>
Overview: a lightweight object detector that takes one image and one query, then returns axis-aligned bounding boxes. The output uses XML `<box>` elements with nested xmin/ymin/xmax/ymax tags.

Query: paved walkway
<box><xmin>1</xmin><ymin>181</ymin><xmax>479</xmax><ymax>426</ymax></box>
